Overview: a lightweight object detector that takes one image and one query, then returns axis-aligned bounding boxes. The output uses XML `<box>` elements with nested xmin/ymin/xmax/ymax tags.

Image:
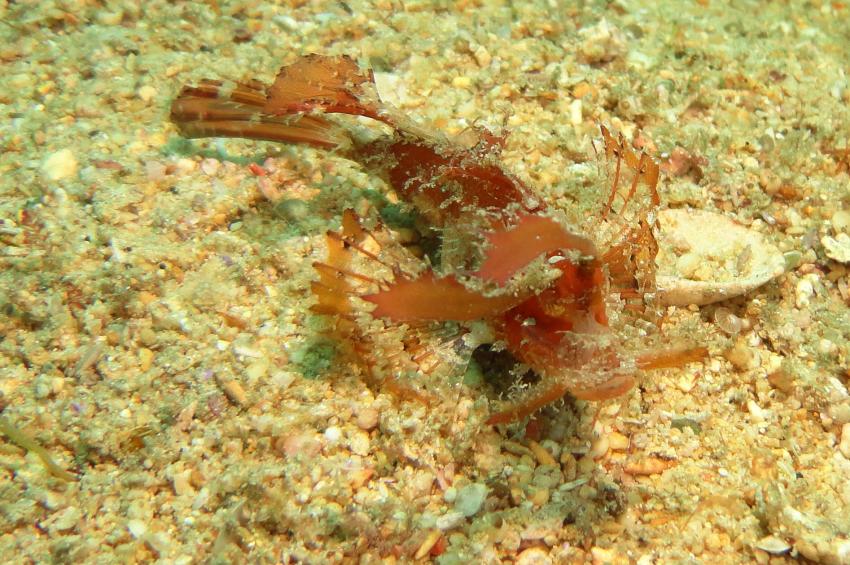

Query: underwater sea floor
<box><xmin>1</xmin><ymin>1</ymin><xmax>850</xmax><ymax>563</ymax></box>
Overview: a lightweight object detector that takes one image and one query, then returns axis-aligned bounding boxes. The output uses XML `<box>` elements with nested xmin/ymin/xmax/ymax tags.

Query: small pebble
<box><xmin>218</xmin><ymin>378</ymin><xmax>248</xmax><ymax>407</ymax></box>
<box><xmin>355</xmin><ymin>407</ymin><xmax>379</xmax><ymax>431</ymax></box>
<box><xmin>42</xmin><ymin>491</ymin><xmax>65</xmax><ymax>511</ymax></box>
<box><xmin>623</xmin><ymin>457</ymin><xmax>675</xmax><ymax>475</ymax></box>
<box><xmin>822</xmin><ymin>233</ymin><xmax>850</xmax><ymax>263</ymax></box>
<box><xmin>452</xmin><ymin>75</ymin><xmax>472</xmax><ymax>89</ymax></box>
<box><xmin>724</xmin><ymin>338</ymin><xmax>756</xmax><ymax>371</ymax></box>
<box><xmin>528</xmin><ymin>440</ymin><xmax>558</xmax><ymax>467</ymax></box>
<box><xmin>589</xmin><ymin>434</ymin><xmax>610</xmax><ymax>459</ymax></box>
<box><xmin>443</xmin><ymin>486</ymin><xmax>457</xmax><ymax>503</ymax></box>
<box><xmin>145</xmin><ymin>160</ymin><xmax>167</xmax><ymax>181</ymax></box>
<box><xmin>755</xmin><ymin>535</ymin><xmax>791</xmax><ymax>555</ymax></box>
<box><xmin>516</xmin><ymin>546</ymin><xmax>552</xmax><ymax>565</ymax></box>
<box><xmin>50</xmin><ymin>506</ymin><xmax>81</xmax><ymax>532</ymax></box>
<box><xmin>127</xmin><ymin>519</ymin><xmax>147</xmax><ymax>539</ymax></box>
<box><xmin>608</xmin><ymin>431</ymin><xmax>630</xmax><ymax>451</ymax></box>
<box><xmin>832</xmin><ymin>210</ymin><xmax>850</xmax><ymax>233</ymax></box>
<box><xmin>137</xmin><ymin>85</ymin><xmax>157</xmax><ymax>103</ymax></box>
<box><xmin>473</xmin><ymin>45</ymin><xmax>492</xmax><ymax>67</ymax></box>
<box><xmin>245</xmin><ymin>360</ymin><xmax>269</xmax><ymax>381</ymax></box>
<box><xmin>97</xmin><ymin>10</ymin><xmax>123</xmax><ymax>25</ymax></box>
<box><xmin>454</xmin><ymin>483</ymin><xmax>488</xmax><ymax>517</ymax></box>
<box><xmin>348</xmin><ymin>430</ymin><xmax>370</xmax><ymax>456</ymax></box>
<box><xmin>568</xmin><ymin>98</ymin><xmax>582</xmax><ymax>125</ymax></box>
<box><xmin>529</xmin><ymin>487</ymin><xmax>550</xmax><ymax>506</ymax></box>
<box><xmin>200</xmin><ymin>158</ymin><xmax>220</xmax><ymax>176</ymax></box>
<box><xmin>349</xmin><ymin>468</ymin><xmax>373</xmax><ymax>490</ymax></box>
<box><xmin>138</xmin><ymin>348</ymin><xmax>154</xmax><ymax>371</ymax></box>
<box><xmin>747</xmin><ymin>399</ymin><xmax>767</xmax><ymax>423</ymax></box>
<box><xmin>324</xmin><ymin>426</ymin><xmax>342</xmax><ymax>443</ymax></box>
<box><xmin>436</xmin><ymin>510</ymin><xmax>464</xmax><ymax>530</ymax></box>
<box><xmin>42</xmin><ymin>149</ymin><xmax>78</xmax><ymax>181</ymax></box>
<box><xmin>414</xmin><ymin>530</ymin><xmax>442</xmax><ymax>560</ymax></box>
<box><xmin>795</xmin><ymin>276</ymin><xmax>816</xmax><ymax>308</ymax></box>
<box><xmin>590</xmin><ymin>547</ymin><xmax>616</xmax><ymax>565</ymax></box>
<box><xmin>172</xmin><ymin>471</ymin><xmax>194</xmax><ymax>496</ymax></box>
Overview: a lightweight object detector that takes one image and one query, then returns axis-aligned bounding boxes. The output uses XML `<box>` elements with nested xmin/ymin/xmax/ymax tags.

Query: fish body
<box><xmin>171</xmin><ymin>54</ymin><xmax>703</xmax><ymax>424</ymax></box>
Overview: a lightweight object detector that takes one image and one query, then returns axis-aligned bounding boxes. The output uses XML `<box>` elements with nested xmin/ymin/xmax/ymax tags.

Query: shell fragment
<box><xmin>655</xmin><ymin>209</ymin><xmax>785</xmax><ymax>306</ymax></box>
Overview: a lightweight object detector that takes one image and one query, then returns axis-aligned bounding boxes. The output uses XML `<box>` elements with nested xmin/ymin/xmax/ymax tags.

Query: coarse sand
<box><xmin>1</xmin><ymin>1</ymin><xmax>849</xmax><ymax>563</ymax></box>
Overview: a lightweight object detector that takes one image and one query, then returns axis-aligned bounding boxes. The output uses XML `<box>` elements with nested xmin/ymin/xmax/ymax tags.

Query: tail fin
<box><xmin>169</xmin><ymin>55</ymin><xmax>388</xmax><ymax>149</ymax></box>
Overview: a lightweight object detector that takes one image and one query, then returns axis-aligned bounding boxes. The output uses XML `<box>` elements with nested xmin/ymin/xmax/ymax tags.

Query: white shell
<box><xmin>655</xmin><ymin>209</ymin><xmax>785</xmax><ymax>306</ymax></box>
<box><xmin>755</xmin><ymin>535</ymin><xmax>792</xmax><ymax>554</ymax></box>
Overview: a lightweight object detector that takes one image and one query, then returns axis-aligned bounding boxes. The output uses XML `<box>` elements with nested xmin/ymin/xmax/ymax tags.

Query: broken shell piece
<box><xmin>822</xmin><ymin>233</ymin><xmax>850</xmax><ymax>263</ymax></box>
<box><xmin>655</xmin><ymin>209</ymin><xmax>785</xmax><ymax>306</ymax></box>
<box><xmin>755</xmin><ymin>535</ymin><xmax>791</xmax><ymax>555</ymax></box>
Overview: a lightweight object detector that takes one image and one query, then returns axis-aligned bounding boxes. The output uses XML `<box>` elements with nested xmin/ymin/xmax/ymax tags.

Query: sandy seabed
<box><xmin>1</xmin><ymin>1</ymin><xmax>850</xmax><ymax>563</ymax></box>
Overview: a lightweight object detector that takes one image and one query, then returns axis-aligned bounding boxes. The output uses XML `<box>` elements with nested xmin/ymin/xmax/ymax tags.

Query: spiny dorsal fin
<box><xmin>594</xmin><ymin>126</ymin><xmax>663</xmax><ymax>323</ymax></box>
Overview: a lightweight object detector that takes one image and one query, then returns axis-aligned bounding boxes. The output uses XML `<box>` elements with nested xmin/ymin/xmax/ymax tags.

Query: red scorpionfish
<box><xmin>170</xmin><ymin>55</ymin><xmax>706</xmax><ymax>425</ymax></box>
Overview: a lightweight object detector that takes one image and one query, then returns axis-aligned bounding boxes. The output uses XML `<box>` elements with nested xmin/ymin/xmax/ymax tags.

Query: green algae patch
<box><xmin>291</xmin><ymin>337</ymin><xmax>338</xmax><ymax>380</ymax></box>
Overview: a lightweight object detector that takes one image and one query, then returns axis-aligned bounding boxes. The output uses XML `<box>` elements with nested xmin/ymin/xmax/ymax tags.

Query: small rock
<box><xmin>823</xmin><ymin>233</ymin><xmax>850</xmax><ymax>263</ymax></box>
<box><xmin>516</xmin><ymin>547</ymin><xmax>552</xmax><ymax>565</ymax></box>
<box><xmin>145</xmin><ymin>160</ymin><xmax>167</xmax><ymax>181</ymax></box>
<box><xmin>443</xmin><ymin>486</ymin><xmax>457</xmax><ymax>503</ymax></box>
<box><xmin>245</xmin><ymin>360</ymin><xmax>268</xmax><ymax>381</ymax></box>
<box><xmin>42</xmin><ymin>491</ymin><xmax>65</xmax><ymax>511</ymax></box>
<box><xmin>833</xmin><ymin>210</ymin><xmax>850</xmax><ymax>233</ymax></box>
<box><xmin>271</xmin><ymin>371</ymin><xmax>295</xmax><ymax>389</ymax></box>
<box><xmin>473</xmin><ymin>45</ymin><xmax>492</xmax><ymax>68</ymax></box>
<box><xmin>324</xmin><ymin>426</ymin><xmax>342</xmax><ymax>444</ymax></box>
<box><xmin>725</xmin><ymin>338</ymin><xmax>757</xmax><ymax>371</ymax></box>
<box><xmin>795</xmin><ymin>275</ymin><xmax>817</xmax><ymax>308</ymax></box>
<box><xmin>172</xmin><ymin>470</ymin><xmax>194</xmax><ymax>496</ymax></box>
<box><xmin>355</xmin><ymin>407</ymin><xmax>379</xmax><ymax>431</ymax></box>
<box><xmin>96</xmin><ymin>10</ymin><xmax>123</xmax><ymax>25</ymax></box>
<box><xmin>454</xmin><ymin>483</ymin><xmax>488</xmax><ymax>517</ymax></box>
<box><xmin>276</xmin><ymin>432</ymin><xmax>321</xmax><ymax>458</ymax></box>
<box><xmin>607</xmin><ymin>431</ymin><xmax>630</xmax><ymax>451</ymax></box>
<box><xmin>137</xmin><ymin>85</ymin><xmax>157</xmax><ymax>103</ymax></box>
<box><xmin>42</xmin><ymin>149</ymin><xmax>78</xmax><ymax>181</ymax></box>
<box><xmin>623</xmin><ymin>457</ymin><xmax>676</xmax><ymax>476</ymax></box>
<box><xmin>529</xmin><ymin>487</ymin><xmax>550</xmax><ymax>506</ymax></box>
<box><xmin>755</xmin><ymin>535</ymin><xmax>791</xmax><ymax>555</ymax></box>
<box><xmin>127</xmin><ymin>519</ymin><xmax>148</xmax><ymax>539</ymax></box>
<box><xmin>452</xmin><ymin>75</ymin><xmax>472</xmax><ymax>89</ymax></box>
<box><xmin>138</xmin><ymin>347</ymin><xmax>154</xmax><ymax>371</ymax></box>
<box><xmin>578</xmin><ymin>19</ymin><xmax>626</xmax><ymax>64</ymax></box>
<box><xmin>218</xmin><ymin>378</ymin><xmax>248</xmax><ymax>407</ymax></box>
<box><xmin>435</xmin><ymin>510</ymin><xmax>464</xmax><ymax>530</ymax></box>
<box><xmin>348</xmin><ymin>430</ymin><xmax>370</xmax><ymax>456</ymax></box>
<box><xmin>349</xmin><ymin>468</ymin><xmax>374</xmax><ymax>489</ymax></box>
<box><xmin>200</xmin><ymin>158</ymin><xmax>220</xmax><ymax>176</ymax></box>
<box><xmin>568</xmin><ymin>98</ymin><xmax>582</xmax><ymax>125</ymax></box>
<box><xmin>50</xmin><ymin>506</ymin><xmax>81</xmax><ymax>532</ymax></box>
<box><xmin>528</xmin><ymin>440</ymin><xmax>558</xmax><ymax>467</ymax></box>
<box><xmin>590</xmin><ymin>547</ymin><xmax>617</xmax><ymax>565</ymax></box>
<box><xmin>414</xmin><ymin>529</ymin><xmax>442</xmax><ymax>560</ymax></box>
